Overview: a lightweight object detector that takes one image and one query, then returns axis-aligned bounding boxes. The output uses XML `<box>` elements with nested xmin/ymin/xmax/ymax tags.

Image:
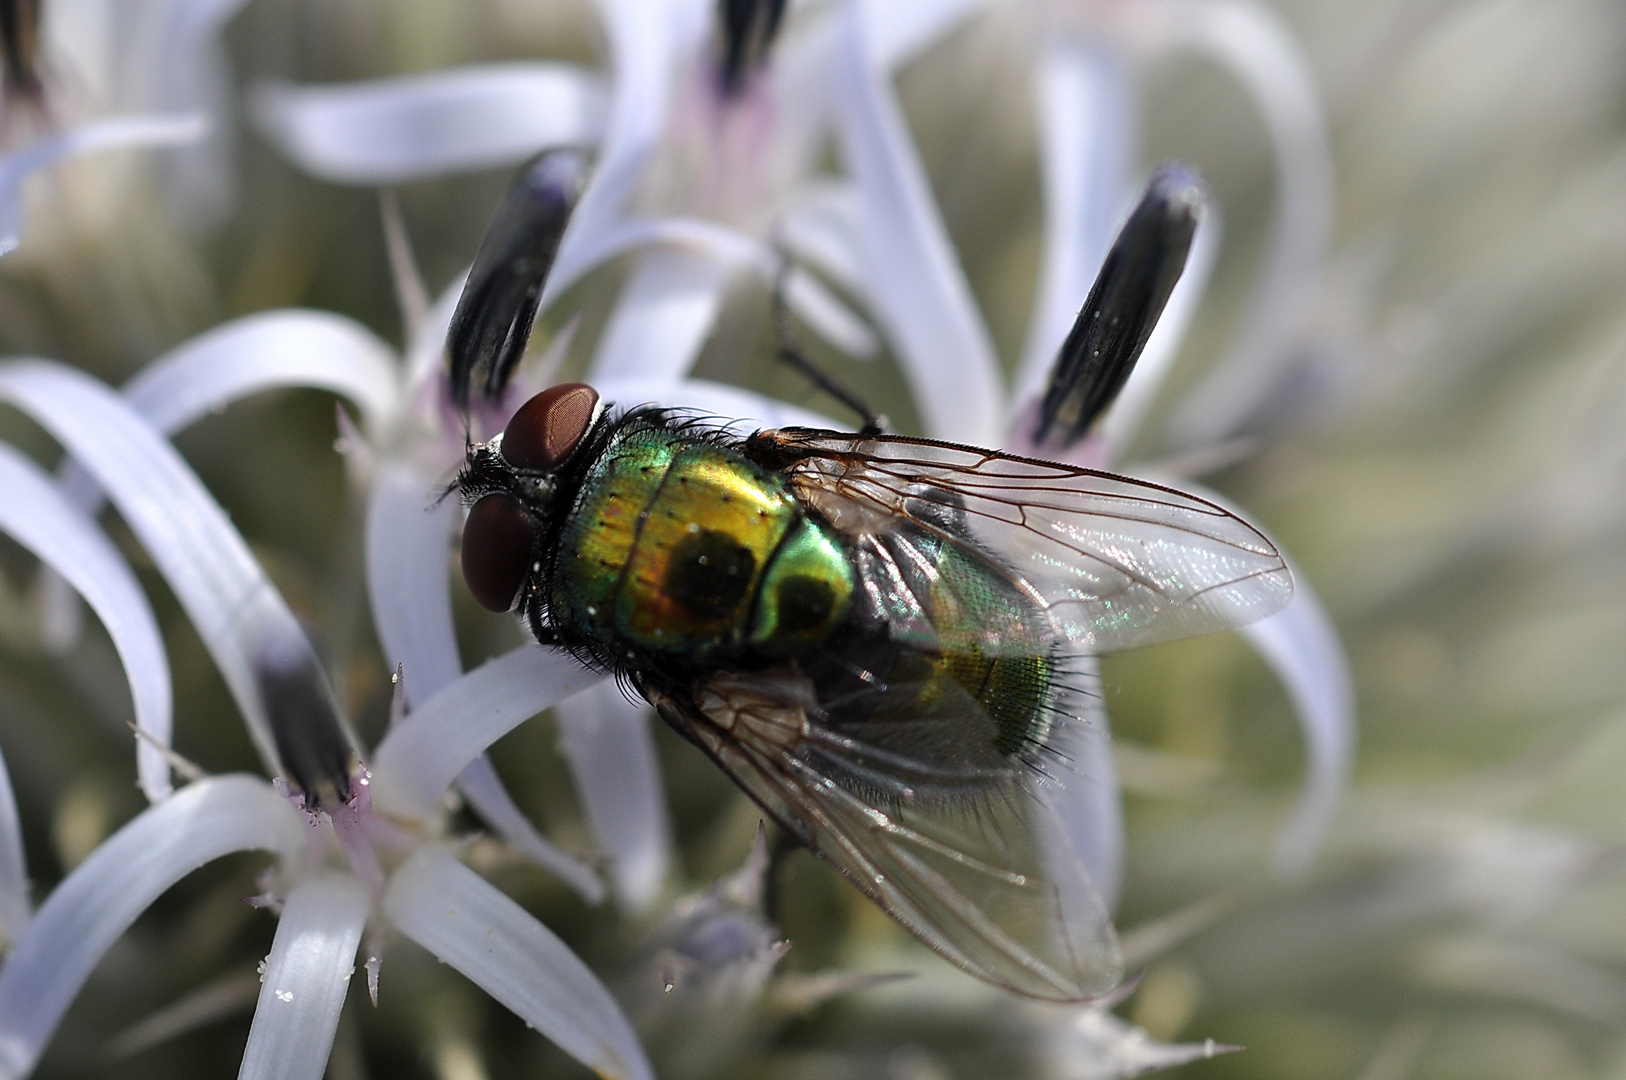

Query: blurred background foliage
<box><xmin>2</xmin><ymin>0</ymin><xmax>1626</xmax><ymax>1078</ymax></box>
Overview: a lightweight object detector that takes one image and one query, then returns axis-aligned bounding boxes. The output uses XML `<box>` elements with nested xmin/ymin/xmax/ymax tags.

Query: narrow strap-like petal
<box><xmin>1038</xmin><ymin>655</ymin><xmax>1125</xmax><ymax>911</ymax></box>
<box><xmin>237</xmin><ymin>875</ymin><xmax>369</xmax><ymax>1080</ymax></box>
<box><xmin>383</xmin><ymin>849</ymin><xmax>655</xmax><ymax>1080</ymax></box>
<box><xmin>0</xmin><ymin>742</ymin><xmax>26</xmax><ymax>946</ymax></box>
<box><xmin>54</xmin><ymin>310</ymin><xmax>399</xmax><ymax>516</ymax></box>
<box><xmin>454</xmin><ymin>757</ymin><xmax>605</xmax><ymax>905</ymax></box>
<box><xmin>370</xmin><ymin>647</ymin><xmax>604</xmax><ymax>820</ymax></box>
<box><xmin>365</xmin><ymin>470</ymin><xmax>462</xmax><ymax>703</ymax></box>
<box><xmin>554</xmin><ymin>683</ymin><xmax>672</xmax><ymax>914</ymax></box>
<box><xmin>592</xmin><ymin>375</ymin><xmax>836</xmax><ymax>429</ymax></box>
<box><xmin>832</xmin><ymin>4</ymin><xmax>1003</xmax><ymax>444</ymax></box>
<box><xmin>589</xmin><ymin>248</ymin><xmax>734</xmax><ymax>381</ymax></box>
<box><xmin>0</xmin><ymin>776</ymin><xmax>305</xmax><ymax>1079</ymax></box>
<box><xmin>1157</xmin><ymin>0</ymin><xmax>1335</xmax><ymax>448</ymax></box>
<box><xmin>1243</xmin><ymin>580</ymin><xmax>1356</xmax><ymax>877</ymax></box>
<box><xmin>0</xmin><ymin>362</ymin><xmax>356</xmax><ymax>798</ymax></box>
<box><xmin>252</xmin><ymin>64</ymin><xmax>606</xmax><ymax>184</ymax></box>
<box><xmin>0</xmin><ymin>114</ymin><xmax>206</xmax><ymax>255</ymax></box>
<box><xmin>1162</xmin><ymin>476</ymin><xmax>1354</xmax><ymax>874</ymax></box>
<box><xmin>0</xmin><ymin>443</ymin><xmax>173</xmax><ymax>802</ymax></box>
<box><xmin>862</xmin><ymin>0</ymin><xmax>994</xmax><ymax>70</ymax></box>
<box><xmin>1014</xmin><ymin>42</ymin><xmax>1136</xmax><ymax>410</ymax></box>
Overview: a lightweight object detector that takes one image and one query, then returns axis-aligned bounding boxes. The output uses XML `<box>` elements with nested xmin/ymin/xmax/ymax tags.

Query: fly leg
<box><xmin>772</xmin><ymin>261</ymin><xmax>888</xmax><ymax>436</ymax></box>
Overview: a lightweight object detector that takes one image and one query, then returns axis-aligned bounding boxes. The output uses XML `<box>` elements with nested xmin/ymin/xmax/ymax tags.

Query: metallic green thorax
<box><xmin>551</xmin><ymin>422</ymin><xmax>854</xmax><ymax>658</ymax></box>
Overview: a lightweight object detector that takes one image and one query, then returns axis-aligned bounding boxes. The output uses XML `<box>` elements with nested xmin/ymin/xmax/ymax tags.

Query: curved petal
<box><xmin>0</xmin><ymin>743</ymin><xmax>26</xmax><ymax>946</ymax></box>
<box><xmin>55</xmin><ymin>310</ymin><xmax>400</xmax><ymax>515</ymax></box>
<box><xmin>1158</xmin><ymin>0</ymin><xmax>1335</xmax><ymax>448</ymax></box>
<box><xmin>1014</xmin><ymin>43</ymin><xmax>1136</xmax><ymax>410</ymax></box>
<box><xmin>369</xmin><ymin>647</ymin><xmax>604</xmax><ymax>821</ymax></box>
<box><xmin>1037</xmin><ymin>655</ymin><xmax>1125</xmax><ymax>912</ymax></box>
<box><xmin>0</xmin><ymin>442</ymin><xmax>173</xmax><ymax>802</ymax></box>
<box><xmin>0</xmin><ymin>775</ymin><xmax>306</xmax><ymax>1079</ymax></box>
<box><xmin>832</xmin><ymin>4</ymin><xmax>1003</xmax><ymax>444</ymax></box>
<box><xmin>365</xmin><ymin>469</ymin><xmax>462</xmax><ymax>704</ymax></box>
<box><xmin>238</xmin><ymin>874</ymin><xmax>369</xmax><ymax>1080</ymax></box>
<box><xmin>251</xmin><ymin>64</ymin><xmax>607</xmax><ymax>184</ymax></box>
<box><xmin>383</xmin><ymin>849</ymin><xmax>654</xmax><ymax>1080</ymax></box>
<box><xmin>453</xmin><ymin>757</ymin><xmax>605</xmax><ymax>905</ymax></box>
<box><xmin>554</xmin><ymin>683</ymin><xmax>671</xmax><ymax>914</ymax></box>
<box><xmin>1243</xmin><ymin>578</ymin><xmax>1356</xmax><ymax>877</ymax></box>
<box><xmin>592</xmin><ymin>374</ymin><xmax>837</xmax><ymax>429</ymax></box>
<box><xmin>588</xmin><ymin>248</ymin><xmax>734</xmax><ymax>381</ymax></box>
<box><xmin>0</xmin><ymin>362</ymin><xmax>356</xmax><ymax>800</ymax></box>
<box><xmin>0</xmin><ymin>113</ymin><xmax>207</xmax><ymax>255</ymax></box>
<box><xmin>1155</xmin><ymin>475</ymin><xmax>1354</xmax><ymax>874</ymax></box>
<box><xmin>862</xmin><ymin>0</ymin><xmax>994</xmax><ymax>71</ymax></box>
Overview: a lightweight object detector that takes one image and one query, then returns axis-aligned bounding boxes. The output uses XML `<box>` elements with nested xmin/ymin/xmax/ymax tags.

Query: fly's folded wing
<box><xmin>639</xmin><ymin>664</ymin><xmax>1122</xmax><ymax>1002</ymax></box>
<box><xmin>756</xmin><ymin>429</ymin><xmax>1293</xmax><ymax>654</ymax></box>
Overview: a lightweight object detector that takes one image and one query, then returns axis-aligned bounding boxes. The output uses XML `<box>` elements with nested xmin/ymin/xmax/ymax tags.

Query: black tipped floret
<box><xmin>716</xmin><ymin>0</ymin><xmax>788</xmax><ymax>97</ymax></box>
<box><xmin>0</xmin><ymin>0</ymin><xmax>43</xmax><ymax>99</ymax></box>
<box><xmin>1033</xmin><ymin>163</ymin><xmax>1205</xmax><ymax>448</ymax></box>
<box><xmin>447</xmin><ymin>150</ymin><xmax>587</xmax><ymax>406</ymax></box>
<box><xmin>253</xmin><ymin>637</ymin><xmax>361</xmax><ymax>809</ymax></box>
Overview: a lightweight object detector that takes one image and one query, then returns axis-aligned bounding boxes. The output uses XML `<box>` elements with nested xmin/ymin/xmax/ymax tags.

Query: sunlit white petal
<box><xmin>370</xmin><ymin>647</ymin><xmax>603</xmax><ymax>820</ymax></box>
<box><xmin>0</xmin><ymin>776</ymin><xmax>305</xmax><ymax>1079</ymax></box>
<box><xmin>0</xmin><ymin>443</ymin><xmax>172</xmax><ymax>802</ymax></box>
<box><xmin>454</xmin><ymin>757</ymin><xmax>605</xmax><ymax>904</ymax></box>
<box><xmin>366</xmin><ymin>469</ymin><xmax>462</xmax><ymax>702</ymax></box>
<box><xmin>832</xmin><ymin>5</ymin><xmax>1003</xmax><ymax>444</ymax></box>
<box><xmin>238</xmin><ymin>875</ymin><xmax>369</xmax><ymax>1080</ymax></box>
<box><xmin>252</xmin><ymin>64</ymin><xmax>607</xmax><ymax>184</ymax></box>
<box><xmin>382</xmin><ymin>849</ymin><xmax>655</xmax><ymax>1080</ymax></box>
<box><xmin>1014</xmin><ymin>42</ymin><xmax>1135</xmax><ymax>410</ymax></box>
<box><xmin>861</xmin><ymin>0</ymin><xmax>993</xmax><ymax>71</ymax></box>
<box><xmin>1159</xmin><ymin>0</ymin><xmax>1335</xmax><ymax>448</ymax></box>
<box><xmin>555</xmin><ymin>682</ymin><xmax>671</xmax><ymax>914</ymax></box>
<box><xmin>1039</xmin><ymin>656</ymin><xmax>1124</xmax><ymax>911</ymax></box>
<box><xmin>0</xmin><ymin>113</ymin><xmax>207</xmax><ymax>255</ymax></box>
<box><xmin>589</xmin><ymin>248</ymin><xmax>734</xmax><ymax>380</ymax></box>
<box><xmin>0</xmin><ymin>361</ymin><xmax>342</xmax><ymax>782</ymax></box>
<box><xmin>593</xmin><ymin>375</ymin><xmax>835</xmax><ymax>429</ymax></box>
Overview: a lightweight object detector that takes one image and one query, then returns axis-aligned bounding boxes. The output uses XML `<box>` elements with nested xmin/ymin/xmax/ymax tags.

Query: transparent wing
<box><xmin>753</xmin><ymin>428</ymin><xmax>1293</xmax><ymax>654</ymax></box>
<box><xmin>640</xmin><ymin>664</ymin><xmax>1122</xmax><ymax>1002</ymax></box>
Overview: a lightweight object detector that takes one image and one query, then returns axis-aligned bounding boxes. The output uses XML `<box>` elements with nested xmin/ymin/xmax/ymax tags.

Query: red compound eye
<box><xmin>461</xmin><ymin>494</ymin><xmax>535</xmax><ymax>612</ymax></box>
<box><xmin>501</xmin><ymin>382</ymin><xmax>600</xmax><ymax>471</ymax></box>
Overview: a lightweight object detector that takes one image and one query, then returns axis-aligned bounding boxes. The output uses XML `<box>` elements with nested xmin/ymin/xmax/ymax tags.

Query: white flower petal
<box><xmin>862</xmin><ymin>0</ymin><xmax>993</xmax><ymax>71</ymax></box>
<box><xmin>1014</xmin><ymin>43</ymin><xmax>1136</xmax><ymax>410</ymax></box>
<box><xmin>251</xmin><ymin>64</ymin><xmax>607</xmax><ymax>185</ymax></box>
<box><xmin>0</xmin><ymin>113</ymin><xmax>207</xmax><ymax>255</ymax></box>
<box><xmin>0</xmin><ymin>362</ymin><xmax>348</xmax><ymax>788</ymax></box>
<box><xmin>589</xmin><ymin>248</ymin><xmax>734</xmax><ymax>380</ymax></box>
<box><xmin>0</xmin><ymin>442</ymin><xmax>173</xmax><ymax>802</ymax></box>
<box><xmin>554</xmin><ymin>682</ymin><xmax>671</xmax><ymax>914</ymax></box>
<box><xmin>1096</xmin><ymin>205</ymin><xmax>1222</xmax><ymax>458</ymax></box>
<box><xmin>382</xmin><ymin>848</ymin><xmax>655</xmax><ymax>1080</ymax></box>
<box><xmin>366</xmin><ymin>468</ymin><xmax>462</xmax><ymax>704</ymax></box>
<box><xmin>238</xmin><ymin>874</ymin><xmax>369</xmax><ymax>1080</ymax></box>
<box><xmin>453</xmin><ymin>757</ymin><xmax>605</xmax><ymax>905</ymax></box>
<box><xmin>593</xmin><ymin>375</ymin><xmax>837</xmax><ymax>429</ymax></box>
<box><xmin>1242</xmin><ymin>579</ymin><xmax>1356</xmax><ymax>877</ymax></box>
<box><xmin>833</xmin><ymin>6</ymin><xmax>1003</xmax><ymax>444</ymax></box>
<box><xmin>370</xmin><ymin>647</ymin><xmax>604</xmax><ymax>821</ymax></box>
<box><xmin>1156</xmin><ymin>476</ymin><xmax>1354</xmax><ymax>875</ymax></box>
<box><xmin>1039</xmin><ymin>655</ymin><xmax>1125</xmax><ymax>912</ymax></box>
<box><xmin>0</xmin><ymin>742</ymin><xmax>26</xmax><ymax>946</ymax></box>
<box><xmin>121</xmin><ymin>309</ymin><xmax>400</xmax><ymax>438</ymax></box>
<box><xmin>0</xmin><ymin>775</ymin><xmax>305</xmax><ymax>1079</ymax></box>
<box><xmin>1158</xmin><ymin>0</ymin><xmax>1335</xmax><ymax>448</ymax></box>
